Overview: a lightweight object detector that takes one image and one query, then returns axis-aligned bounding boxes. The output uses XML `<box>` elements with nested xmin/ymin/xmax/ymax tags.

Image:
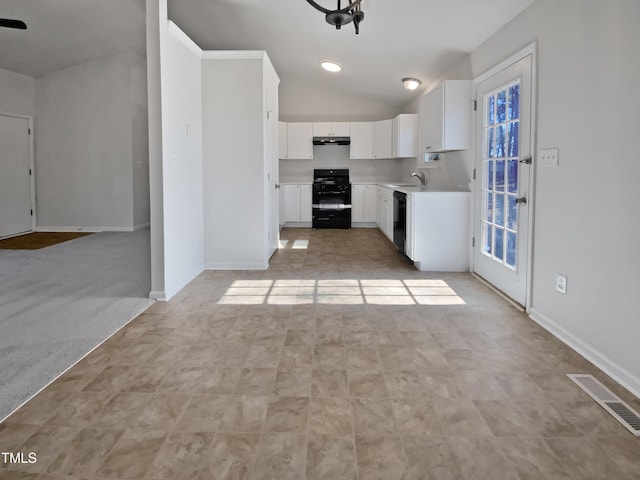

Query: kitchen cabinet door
<box><xmin>300</xmin><ymin>184</ymin><xmax>312</xmax><ymax>222</ymax></box>
<box><xmin>278</xmin><ymin>122</ymin><xmax>288</xmax><ymax>159</ymax></box>
<box><xmin>281</xmin><ymin>184</ymin><xmax>301</xmax><ymax>222</ymax></box>
<box><xmin>331</xmin><ymin>123</ymin><xmax>350</xmax><ymax>137</ymax></box>
<box><xmin>418</xmin><ymin>80</ymin><xmax>471</xmax><ymax>156</ymax></box>
<box><xmin>363</xmin><ymin>185</ymin><xmax>377</xmax><ymax>222</ymax></box>
<box><xmin>351</xmin><ymin>184</ymin><xmax>365</xmax><ymax>223</ymax></box>
<box><xmin>287</xmin><ymin>122</ymin><xmax>313</xmax><ymax>159</ymax></box>
<box><xmin>372</xmin><ymin>119</ymin><xmax>393</xmax><ymax>159</ymax></box>
<box><xmin>392</xmin><ymin>114</ymin><xmax>418</xmax><ymax>158</ymax></box>
<box><xmin>350</xmin><ymin>122</ymin><xmax>373</xmax><ymax>159</ymax></box>
<box><xmin>312</xmin><ymin>122</ymin><xmax>332</xmax><ymax>137</ymax></box>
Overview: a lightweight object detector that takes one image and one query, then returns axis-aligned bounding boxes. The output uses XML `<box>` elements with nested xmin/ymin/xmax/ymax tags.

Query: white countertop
<box><xmin>377</xmin><ymin>183</ymin><xmax>470</xmax><ymax>194</ymax></box>
<box><xmin>279</xmin><ymin>180</ymin><xmax>470</xmax><ymax>193</ymax></box>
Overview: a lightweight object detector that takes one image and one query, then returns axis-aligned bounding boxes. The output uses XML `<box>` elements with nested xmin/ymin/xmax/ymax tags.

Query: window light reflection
<box><xmin>218</xmin><ymin>278</ymin><xmax>465</xmax><ymax>305</ymax></box>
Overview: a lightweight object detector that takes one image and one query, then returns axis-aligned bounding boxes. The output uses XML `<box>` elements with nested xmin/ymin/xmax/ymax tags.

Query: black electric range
<box><xmin>312</xmin><ymin>169</ymin><xmax>351</xmax><ymax>229</ymax></box>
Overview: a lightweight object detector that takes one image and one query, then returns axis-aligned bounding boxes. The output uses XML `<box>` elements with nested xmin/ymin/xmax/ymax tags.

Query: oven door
<box><xmin>312</xmin><ymin>186</ymin><xmax>352</xmax><ymax>229</ymax></box>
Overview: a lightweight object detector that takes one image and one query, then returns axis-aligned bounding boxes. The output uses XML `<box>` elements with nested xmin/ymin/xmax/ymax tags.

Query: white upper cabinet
<box><xmin>349</xmin><ymin>122</ymin><xmax>374</xmax><ymax>159</ymax></box>
<box><xmin>372</xmin><ymin>119</ymin><xmax>393</xmax><ymax>159</ymax></box>
<box><xmin>419</xmin><ymin>80</ymin><xmax>471</xmax><ymax>153</ymax></box>
<box><xmin>392</xmin><ymin>114</ymin><xmax>418</xmax><ymax>158</ymax></box>
<box><xmin>278</xmin><ymin>121</ymin><xmax>288</xmax><ymax>159</ymax></box>
<box><xmin>313</xmin><ymin>122</ymin><xmax>350</xmax><ymax>137</ymax></box>
<box><xmin>287</xmin><ymin>122</ymin><xmax>313</xmax><ymax>159</ymax></box>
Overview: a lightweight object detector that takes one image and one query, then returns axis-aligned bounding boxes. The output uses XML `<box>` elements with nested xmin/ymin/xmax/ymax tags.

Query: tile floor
<box><xmin>1</xmin><ymin>228</ymin><xmax>639</xmax><ymax>479</ymax></box>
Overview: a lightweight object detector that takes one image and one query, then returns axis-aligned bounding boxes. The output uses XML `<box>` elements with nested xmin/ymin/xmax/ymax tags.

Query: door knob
<box><xmin>275</xmin><ymin>184</ymin><xmax>281</xmax><ymax>189</ymax></box>
<box><xmin>515</xmin><ymin>197</ymin><xmax>527</xmax><ymax>205</ymax></box>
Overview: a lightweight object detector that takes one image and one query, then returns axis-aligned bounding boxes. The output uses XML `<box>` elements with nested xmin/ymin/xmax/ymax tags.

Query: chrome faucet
<box><xmin>411</xmin><ymin>172</ymin><xmax>427</xmax><ymax>189</ymax></box>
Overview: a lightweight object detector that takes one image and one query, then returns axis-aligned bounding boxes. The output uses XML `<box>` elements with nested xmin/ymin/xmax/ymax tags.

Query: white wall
<box><xmin>35</xmin><ymin>53</ymin><xmax>134</xmax><ymax>229</ymax></box>
<box><xmin>202</xmin><ymin>57</ymin><xmax>267</xmax><ymax>269</ymax></box>
<box><xmin>468</xmin><ymin>0</ymin><xmax>640</xmax><ymax>395</ymax></box>
<box><xmin>0</xmin><ymin>68</ymin><xmax>36</xmax><ymax>115</ymax></box>
<box><xmin>158</xmin><ymin>20</ymin><xmax>205</xmax><ymax>299</ymax></box>
<box><xmin>280</xmin><ymin>82</ymin><xmax>402</xmax><ymax>122</ymax></box>
<box><xmin>280</xmin><ymin>145</ymin><xmax>408</xmax><ymax>183</ymax></box>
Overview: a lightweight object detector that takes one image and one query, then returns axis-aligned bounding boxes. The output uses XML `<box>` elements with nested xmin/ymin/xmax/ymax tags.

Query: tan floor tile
<box><xmin>220</xmin><ymin>396</ymin><xmax>270</xmax><ymax>433</ymax></box>
<box><xmin>313</xmin><ymin>346</ymin><xmax>347</xmax><ymax>369</ymax></box>
<box><xmin>94</xmin><ymin>429</ymin><xmax>167</xmax><ymax>479</ymax></box>
<box><xmin>306</xmin><ymin>434</ymin><xmax>357</xmax><ymax>480</ymax></box>
<box><xmin>473</xmin><ymin>399</ymin><xmax>535</xmax><ymax>437</ymax></box>
<box><xmin>253</xmin><ymin>434</ymin><xmax>307</xmax><ymax>480</ymax></box>
<box><xmin>432</xmin><ymin>399</ymin><xmax>492</xmax><ymax>437</ymax></box>
<box><xmin>346</xmin><ymin>347</ymin><xmax>380</xmax><ymax>370</ymax></box>
<box><xmin>0</xmin><ymin>423</ymin><xmax>39</xmax><ymax>452</ymax></box>
<box><xmin>348</xmin><ymin>370</ymin><xmax>388</xmax><ymax>397</ymax></box>
<box><xmin>132</xmin><ymin>393</ymin><xmax>190</xmax><ymax>431</ymax></box>
<box><xmin>198</xmin><ymin>432</ymin><xmax>260</xmax><ymax>480</ymax></box>
<box><xmin>190</xmin><ymin>367</ymin><xmax>242</xmax><ymax>395</ymax></box>
<box><xmin>273</xmin><ymin>368</ymin><xmax>312</xmax><ymax>396</ymax></box>
<box><xmin>544</xmin><ymin>437</ymin><xmax>626</xmax><ymax>480</ymax></box>
<box><xmin>243</xmin><ymin>346</ymin><xmax>282</xmax><ymax>368</ymax></box>
<box><xmin>352</xmin><ymin>398</ymin><xmax>396</xmax><ymax>435</ymax></box>
<box><xmin>497</xmin><ymin>437</ymin><xmax>572</xmax><ymax>480</ymax></box>
<box><xmin>44</xmin><ymin>392</ymin><xmax>113</xmax><ymax>428</ymax></box>
<box><xmin>391</xmin><ymin>399</ymin><xmax>444</xmax><ymax>436</ymax></box>
<box><xmin>234</xmin><ymin>368</ymin><xmax>277</xmax><ymax>396</ymax></box>
<box><xmin>174</xmin><ymin>395</ymin><xmax>229</xmax><ymax>432</ymax></box>
<box><xmin>403</xmin><ymin>435</ymin><xmax>463</xmax><ymax>480</ymax></box>
<box><xmin>279</xmin><ymin>346</ymin><xmax>313</xmax><ymax>368</ymax></box>
<box><xmin>383</xmin><ymin>370</ymin><xmax>426</xmax><ymax>398</ymax></box>
<box><xmin>263</xmin><ymin>396</ymin><xmax>309</xmax><ymax>433</ymax></box>
<box><xmin>45</xmin><ymin>427</ymin><xmax>123</xmax><ymax>477</ymax></box>
<box><xmin>355</xmin><ymin>435</ymin><xmax>408</xmax><ymax>480</ymax></box>
<box><xmin>308</xmin><ymin>397</ymin><xmax>354</xmax><ymax>435</ymax></box>
<box><xmin>449</xmin><ymin>437</ymin><xmax>519</xmax><ymax>480</ymax></box>
<box><xmin>5</xmin><ymin>425</ymin><xmax>78</xmax><ymax>473</ymax></box>
<box><xmin>145</xmin><ymin>431</ymin><xmax>213</xmax><ymax>480</ymax></box>
<box><xmin>312</xmin><ymin>369</ymin><xmax>349</xmax><ymax>398</ymax></box>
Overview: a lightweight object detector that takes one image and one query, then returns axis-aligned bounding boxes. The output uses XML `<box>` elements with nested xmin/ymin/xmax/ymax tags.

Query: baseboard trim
<box><xmin>149</xmin><ymin>290</ymin><xmax>166</xmax><ymax>301</ymax></box>
<box><xmin>133</xmin><ymin>222</ymin><xmax>150</xmax><ymax>231</ymax></box>
<box><xmin>529</xmin><ymin>308</ymin><xmax>640</xmax><ymax>399</ymax></box>
<box><xmin>205</xmin><ymin>262</ymin><xmax>269</xmax><ymax>270</ymax></box>
<box><xmin>37</xmin><ymin>226</ymin><xmax>135</xmax><ymax>233</ymax></box>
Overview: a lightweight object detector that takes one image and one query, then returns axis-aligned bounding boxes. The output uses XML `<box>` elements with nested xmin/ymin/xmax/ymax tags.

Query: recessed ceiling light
<box><xmin>402</xmin><ymin>77</ymin><xmax>422</xmax><ymax>91</ymax></box>
<box><xmin>321</xmin><ymin>60</ymin><xmax>343</xmax><ymax>72</ymax></box>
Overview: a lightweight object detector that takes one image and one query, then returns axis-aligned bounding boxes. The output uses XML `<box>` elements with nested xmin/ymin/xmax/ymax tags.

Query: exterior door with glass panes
<box><xmin>473</xmin><ymin>54</ymin><xmax>532</xmax><ymax>306</ymax></box>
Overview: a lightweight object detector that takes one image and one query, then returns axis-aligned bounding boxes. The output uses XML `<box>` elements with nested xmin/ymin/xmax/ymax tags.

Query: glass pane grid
<box><xmin>481</xmin><ymin>81</ymin><xmax>520</xmax><ymax>270</ymax></box>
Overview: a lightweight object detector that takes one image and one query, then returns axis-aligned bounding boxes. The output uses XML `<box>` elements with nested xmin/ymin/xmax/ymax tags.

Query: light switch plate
<box><xmin>538</xmin><ymin>148</ymin><xmax>559</xmax><ymax>167</ymax></box>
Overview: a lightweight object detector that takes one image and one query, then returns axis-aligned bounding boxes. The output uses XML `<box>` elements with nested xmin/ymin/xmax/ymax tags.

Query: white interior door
<box><xmin>0</xmin><ymin>114</ymin><xmax>32</xmax><ymax>239</ymax></box>
<box><xmin>473</xmin><ymin>54</ymin><xmax>533</xmax><ymax>306</ymax></box>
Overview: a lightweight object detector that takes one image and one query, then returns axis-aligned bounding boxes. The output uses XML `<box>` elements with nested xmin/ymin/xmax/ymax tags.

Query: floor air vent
<box><xmin>567</xmin><ymin>374</ymin><xmax>640</xmax><ymax>436</ymax></box>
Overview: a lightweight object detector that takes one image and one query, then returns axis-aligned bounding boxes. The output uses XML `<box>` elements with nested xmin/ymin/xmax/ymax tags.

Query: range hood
<box><xmin>313</xmin><ymin>136</ymin><xmax>350</xmax><ymax>146</ymax></box>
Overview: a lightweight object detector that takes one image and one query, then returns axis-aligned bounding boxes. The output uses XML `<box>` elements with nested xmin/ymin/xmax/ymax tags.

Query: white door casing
<box><xmin>473</xmin><ymin>51</ymin><xmax>534</xmax><ymax>307</ymax></box>
<box><xmin>0</xmin><ymin>114</ymin><xmax>34</xmax><ymax>239</ymax></box>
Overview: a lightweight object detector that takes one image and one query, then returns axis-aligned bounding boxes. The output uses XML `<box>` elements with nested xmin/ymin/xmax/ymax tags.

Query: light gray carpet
<box><xmin>0</xmin><ymin>229</ymin><xmax>154</xmax><ymax>421</ymax></box>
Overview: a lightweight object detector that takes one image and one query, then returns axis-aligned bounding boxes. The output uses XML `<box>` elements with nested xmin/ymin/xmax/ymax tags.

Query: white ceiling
<box><xmin>0</xmin><ymin>0</ymin><xmax>534</xmax><ymax>107</ymax></box>
<box><xmin>0</xmin><ymin>0</ymin><xmax>146</xmax><ymax>77</ymax></box>
<box><xmin>168</xmin><ymin>0</ymin><xmax>536</xmax><ymax>107</ymax></box>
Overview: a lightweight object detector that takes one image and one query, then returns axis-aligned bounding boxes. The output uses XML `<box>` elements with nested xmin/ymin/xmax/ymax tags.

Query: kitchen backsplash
<box><xmin>279</xmin><ymin>145</ymin><xmax>409</xmax><ymax>183</ymax></box>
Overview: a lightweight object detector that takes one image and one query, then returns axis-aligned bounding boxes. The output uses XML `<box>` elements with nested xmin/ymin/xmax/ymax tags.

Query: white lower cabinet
<box><xmin>407</xmin><ymin>192</ymin><xmax>470</xmax><ymax>271</ymax></box>
<box><xmin>376</xmin><ymin>186</ymin><xmax>394</xmax><ymax>241</ymax></box>
<box><xmin>351</xmin><ymin>184</ymin><xmax>377</xmax><ymax>224</ymax></box>
<box><xmin>280</xmin><ymin>184</ymin><xmax>312</xmax><ymax>224</ymax></box>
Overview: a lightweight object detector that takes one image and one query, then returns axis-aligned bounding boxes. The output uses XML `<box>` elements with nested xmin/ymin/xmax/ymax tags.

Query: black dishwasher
<box><xmin>393</xmin><ymin>191</ymin><xmax>406</xmax><ymax>255</ymax></box>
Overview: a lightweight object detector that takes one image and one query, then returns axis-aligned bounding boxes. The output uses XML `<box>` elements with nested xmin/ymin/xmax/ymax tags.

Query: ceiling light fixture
<box><xmin>321</xmin><ymin>60</ymin><xmax>343</xmax><ymax>72</ymax></box>
<box><xmin>402</xmin><ymin>78</ymin><xmax>422</xmax><ymax>91</ymax></box>
<box><xmin>306</xmin><ymin>0</ymin><xmax>365</xmax><ymax>35</ymax></box>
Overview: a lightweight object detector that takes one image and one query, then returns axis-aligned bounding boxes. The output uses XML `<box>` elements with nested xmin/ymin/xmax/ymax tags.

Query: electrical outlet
<box><xmin>556</xmin><ymin>274</ymin><xmax>567</xmax><ymax>295</ymax></box>
<box><xmin>538</xmin><ymin>148</ymin><xmax>559</xmax><ymax>167</ymax></box>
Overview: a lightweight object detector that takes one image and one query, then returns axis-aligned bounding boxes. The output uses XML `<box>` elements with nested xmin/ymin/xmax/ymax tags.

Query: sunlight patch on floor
<box><xmin>218</xmin><ymin>279</ymin><xmax>465</xmax><ymax>305</ymax></box>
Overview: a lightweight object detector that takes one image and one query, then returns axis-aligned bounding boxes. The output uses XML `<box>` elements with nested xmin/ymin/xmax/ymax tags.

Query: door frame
<box><xmin>470</xmin><ymin>42</ymin><xmax>537</xmax><ymax>312</ymax></box>
<box><xmin>0</xmin><ymin>111</ymin><xmax>36</xmax><ymax>238</ymax></box>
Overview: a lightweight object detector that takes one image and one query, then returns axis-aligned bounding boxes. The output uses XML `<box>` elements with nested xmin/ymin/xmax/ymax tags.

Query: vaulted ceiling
<box><xmin>0</xmin><ymin>0</ymin><xmax>535</xmax><ymax>108</ymax></box>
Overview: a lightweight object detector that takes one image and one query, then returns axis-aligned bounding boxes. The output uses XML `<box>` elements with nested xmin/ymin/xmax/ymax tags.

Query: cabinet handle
<box><xmin>425</xmin><ymin>146</ymin><xmax>432</xmax><ymax>150</ymax></box>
